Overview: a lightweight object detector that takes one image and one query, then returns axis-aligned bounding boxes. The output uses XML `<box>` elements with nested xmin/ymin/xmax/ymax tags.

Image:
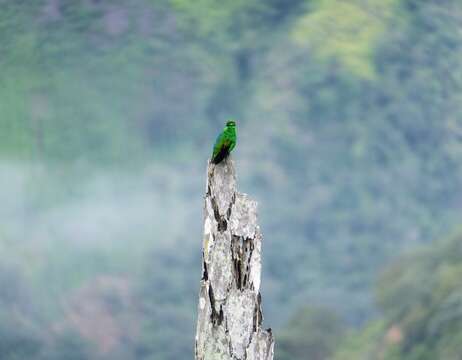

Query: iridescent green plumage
<box><xmin>212</xmin><ymin>120</ymin><xmax>237</xmax><ymax>164</ymax></box>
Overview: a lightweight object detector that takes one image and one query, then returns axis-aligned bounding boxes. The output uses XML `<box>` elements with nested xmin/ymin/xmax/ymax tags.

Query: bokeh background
<box><xmin>1</xmin><ymin>0</ymin><xmax>462</xmax><ymax>359</ymax></box>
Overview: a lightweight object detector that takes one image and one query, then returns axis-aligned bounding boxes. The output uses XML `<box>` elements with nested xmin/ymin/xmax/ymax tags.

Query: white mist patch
<box><xmin>0</xmin><ymin>161</ymin><xmax>203</xmax><ymax>258</ymax></box>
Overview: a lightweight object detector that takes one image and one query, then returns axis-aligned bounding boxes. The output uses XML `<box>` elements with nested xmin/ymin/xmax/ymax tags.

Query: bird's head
<box><xmin>226</xmin><ymin>120</ymin><xmax>236</xmax><ymax>128</ymax></box>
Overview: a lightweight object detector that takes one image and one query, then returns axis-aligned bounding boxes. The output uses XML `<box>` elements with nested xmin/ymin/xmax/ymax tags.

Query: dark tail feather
<box><xmin>212</xmin><ymin>146</ymin><xmax>230</xmax><ymax>164</ymax></box>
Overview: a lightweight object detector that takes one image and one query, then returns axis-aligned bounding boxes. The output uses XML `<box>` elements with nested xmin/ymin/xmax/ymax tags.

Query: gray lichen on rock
<box><xmin>195</xmin><ymin>158</ymin><xmax>274</xmax><ymax>360</ymax></box>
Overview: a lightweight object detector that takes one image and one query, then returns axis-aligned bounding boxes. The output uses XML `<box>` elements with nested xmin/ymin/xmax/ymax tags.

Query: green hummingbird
<box><xmin>211</xmin><ymin>120</ymin><xmax>237</xmax><ymax>164</ymax></box>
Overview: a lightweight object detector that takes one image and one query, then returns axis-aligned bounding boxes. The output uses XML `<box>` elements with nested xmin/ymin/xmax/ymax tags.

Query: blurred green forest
<box><xmin>1</xmin><ymin>0</ymin><xmax>462</xmax><ymax>359</ymax></box>
<box><xmin>333</xmin><ymin>229</ymin><xmax>462</xmax><ymax>360</ymax></box>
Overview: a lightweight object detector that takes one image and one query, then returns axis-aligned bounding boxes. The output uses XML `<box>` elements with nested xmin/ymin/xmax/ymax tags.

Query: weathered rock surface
<box><xmin>195</xmin><ymin>158</ymin><xmax>274</xmax><ymax>360</ymax></box>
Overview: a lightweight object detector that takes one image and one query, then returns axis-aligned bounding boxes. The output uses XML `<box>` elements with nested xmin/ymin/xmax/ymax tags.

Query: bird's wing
<box><xmin>229</xmin><ymin>135</ymin><xmax>236</xmax><ymax>152</ymax></box>
<box><xmin>212</xmin><ymin>131</ymin><xmax>226</xmax><ymax>158</ymax></box>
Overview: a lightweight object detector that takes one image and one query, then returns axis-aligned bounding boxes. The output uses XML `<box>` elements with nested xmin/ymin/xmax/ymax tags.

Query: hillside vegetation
<box><xmin>334</xmin><ymin>229</ymin><xmax>462</xmax><ymax>360</ymax></box>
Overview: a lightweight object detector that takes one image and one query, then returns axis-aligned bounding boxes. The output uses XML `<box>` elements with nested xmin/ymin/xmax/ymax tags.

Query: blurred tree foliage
<box><xmin>291</xmin><ymin>0</ymin><xmax>400</xmax><ymax>79</ymax></box>
<box><xmin>333</xmin><ymin>228</ymin><xmax>462</xmax><ymax>360</ymax></box>
<box><xmin>0</xmin><ymin>0</ymin><xmax>462</xmax><ymax>359</ymax></box>
<box><xmin>278</xmin><ymin>306</ymin><xmax>346</xmax><ymax>360</ymax></box>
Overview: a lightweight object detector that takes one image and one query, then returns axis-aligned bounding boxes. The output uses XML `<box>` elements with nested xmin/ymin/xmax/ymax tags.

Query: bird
<box><xmin>211</xmin><ymin>120</ymin><xmax>237</xmax><ymax>164</ymax></box>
